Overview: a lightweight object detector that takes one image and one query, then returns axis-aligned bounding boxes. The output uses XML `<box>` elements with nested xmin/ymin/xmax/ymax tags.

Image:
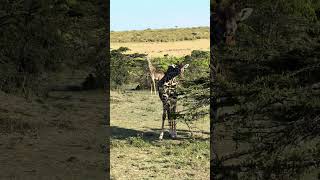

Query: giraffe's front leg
<box><xmin>159</xmin><ymin>104</ymin><xmax>167</xmax><ymax>140</ymax></box>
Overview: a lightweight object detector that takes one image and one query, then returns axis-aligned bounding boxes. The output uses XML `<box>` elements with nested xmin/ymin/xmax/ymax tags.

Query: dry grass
<box><xmin>110</xmin><ymin>27</ymin><xmax>209</xmax><ymax>43</ymax></box>
<box><xmin>111</xmin><ymin>90</ymin><xmax>210</xmax><ymax>180</ymax></box>
<box><xmin>111</xmin><ymin>39</ymin><xmax>209</xmax><ymax>58</ymax></box>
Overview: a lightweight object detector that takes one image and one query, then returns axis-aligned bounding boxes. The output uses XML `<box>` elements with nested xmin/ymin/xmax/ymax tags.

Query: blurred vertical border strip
<box><xmin>98</xmin><ymin>0</ymin><xmax>110</xmax><ymax>179</ymax></box>
<box><xmin>210</xmin><ymin>0</ymin><xmax>217</xmax><ymax>179</ymax></box>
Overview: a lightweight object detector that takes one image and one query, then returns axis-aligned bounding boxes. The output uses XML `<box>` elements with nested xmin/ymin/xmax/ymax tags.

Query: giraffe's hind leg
<box><xmin>171</xmin><ymin>101</ymin><xmax>177</xmax><ymax>139</ymax></box>
<box><xmin>168</xmin><ymin>115</ymin><xmax>173</xmax><ymax>137</ymax></box>
<box><xmin>151</xmin><ymin>79</ymin><xmax>157</xmax><ymax>95</ymax></box>
<box><xmin>153</xmin><ymin>81</ymin><xmax>157</xmax><ymax>95</ymax></box>
<box><xmin>172</xmin><ymin>120</ymin><xmax>177</xmax><ymax>139</ymax></box>
<box><xmin>168</xmin><ymin>107</ymin><xmax>176</xmax><ymax>139</ymax></box>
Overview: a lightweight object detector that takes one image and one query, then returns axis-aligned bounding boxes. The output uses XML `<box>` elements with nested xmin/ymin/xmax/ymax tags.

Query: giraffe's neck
<box><xmin>159</xmin><ymin>75</ymin><xmax>177</xmax><ymax>88</ymax></box>
<box><xmin>158</xmin><ymin>67</ymin><xmax>181</xmax><ymax>87</ymax></box>
<box><xmin>147</xmin><ymin>58</ymin><xmax>156</xmax><ymax>73</ymax></box>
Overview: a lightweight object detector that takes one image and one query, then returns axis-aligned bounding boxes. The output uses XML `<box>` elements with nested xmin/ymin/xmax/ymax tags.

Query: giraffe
<box><xmin>146</xmin><ymin>57</ymin><xmax>165</xmax><ymax>95</ymax></box>
<box><xmin>211</xmin><ymin>0</ymin><xmax>254</xmax><ymax>80</ymax></box>
<box><xmin>157</xmin><ymin>62</ymin><xmax>189</xmax><ymax>140</ymax></box>
<box><xmin>212</xmin><ymin>0</ymin><xmax>253</xmax><ymax>46</ymax></box>
<box><xmin>211</xmin><ymin>1</ymin><xmax>254</xmax><ymax>165</ymax></box>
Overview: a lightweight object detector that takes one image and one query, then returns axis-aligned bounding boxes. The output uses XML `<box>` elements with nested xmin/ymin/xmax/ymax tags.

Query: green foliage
<box><xmin>153</xmin><ymin>56</ymin><xmax>183</xmax><ymax>71</ymax></box>
<box><xmin>191</xmin><ymin>50</ymin><xmax>210</xmax><ymax>59</ymax></box>
<box><xmin>109</xmin><ymin>47</ymin><xmax>209</xmax><ymax>96</ymax></box>
<box><xmin>211</xmin><ymin>1</ymin><xmax>320</xmax><ymax>178</ymax></box>
<box><xmin>93</xmin><ymin>48</ymin><xmax>108</xmax><ymax>89</ymax></box>
<box><xmin>0</xmin><ymin>0</ymin><xmax>106</xmax><ymax>96</ymax></box>
<box><xmin>118</xmin><ymin>47</ymin><xmax>131</xmax><ymax>52</ymax></box>
<box><xmin>66</xmin><ymin>0</ymin><xmax>77</xmax><ymax>6</ymax></box>
<box><xmin>0</xmin><ymin>0</ymin><xmax>69</xmax><ymax>96</ymax></box>
<box><xmin>110</xmin><ymin>48</ymin><xmax>131</xmax><ymax>89</ymax></box>
<box><xmin>153</xmin><ymin>52</ymin><xmax>209</xmax><ymax>73</ymax></box>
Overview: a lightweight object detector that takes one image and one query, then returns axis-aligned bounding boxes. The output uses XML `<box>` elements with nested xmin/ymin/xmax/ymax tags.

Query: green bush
<box><xmin>191</xmin><ymin>50</ymin><xmax>210</xmax><ymax>59</ymax></box>
<box><xmin>110</xmin><ymin>48</ymin><xmax>131</xmax><ymax>89</ymax></box>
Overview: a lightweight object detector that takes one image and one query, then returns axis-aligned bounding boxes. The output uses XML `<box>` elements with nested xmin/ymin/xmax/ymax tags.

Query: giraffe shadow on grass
<box><xmin>111</xmin><ymin>126</ymin><xmax>158</xmax><ymax>141</ymax></box>
<box><xmin>111</xmin><ymin>126</ymin><xmax>208</xmax><ymax>142</ymax></box>
<box><xmin>150</xmin><ymin>128</ymin><xmax>209</xmax><ymax>141</ymax></box>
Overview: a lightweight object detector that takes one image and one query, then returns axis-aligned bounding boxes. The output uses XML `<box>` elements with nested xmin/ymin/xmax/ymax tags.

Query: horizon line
<box><xmin>110</xmin><ymin>26</ymin><xmax>210</xmax><ymax>33</ymax></box>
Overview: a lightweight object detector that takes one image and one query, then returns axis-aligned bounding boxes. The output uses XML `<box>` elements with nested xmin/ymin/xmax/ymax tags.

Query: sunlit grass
<box><xmin>111</xmin><ymin>90</ymin><xmax>210</xmax><ymax>180</ymax></box>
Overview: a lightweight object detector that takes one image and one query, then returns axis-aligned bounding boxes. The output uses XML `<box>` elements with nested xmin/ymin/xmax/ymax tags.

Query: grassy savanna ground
<box><xmin>111</xmin><ymin>39</ymin><xmax>209</xmax><ymax>58</ymax></box>
<box><xmin>0</xmin><ymin>70</ymin><xmax>106</xmax><ymax>179</ymax></box>
<box><xmin>111</xmin><ymin>90</ymin><xmax>210</xmax><ymax>180</ymax></box>
<box><xmin>110</xmin><ymin>27</ymin><xmax>209</xmax><ymax>43</ymax></box>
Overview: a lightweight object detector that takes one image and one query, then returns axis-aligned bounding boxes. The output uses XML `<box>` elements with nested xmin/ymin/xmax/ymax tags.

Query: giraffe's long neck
<box><xmin>158</xmin><ymin>75</ymin><xmax>176</xmax><ymax>88</ymax></box>
<box><xmin>147</xmin><ymin>58</ymin><xmax>156</xmax><ymax>74</ymax></box>
<box><xmin>158</xmin><ymin>68</ymin><xmax>180</xmax><ymax>88</ymax></box>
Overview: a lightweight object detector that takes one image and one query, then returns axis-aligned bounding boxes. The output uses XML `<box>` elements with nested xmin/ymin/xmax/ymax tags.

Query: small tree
<box><xmin>110</xmin><ymin>48</ymin><xmax>131</xmax><ymax>89</ymax></box>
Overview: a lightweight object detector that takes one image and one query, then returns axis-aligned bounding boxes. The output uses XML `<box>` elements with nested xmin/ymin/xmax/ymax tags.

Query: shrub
<box><xmin>191</xmin><ymin>50</ymin><xmax>210</xmax><ymax>59</ymax></box>
<box><xmin>110</xmin><ymin>48</ymin><xmax>131</xmax><ymax>89</ymax></box>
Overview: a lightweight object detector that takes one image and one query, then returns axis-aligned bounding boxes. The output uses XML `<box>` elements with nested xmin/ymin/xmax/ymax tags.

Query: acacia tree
<box><xmin>211</xmin><ymin>0</ymin><xmax>320</xmax><ymax>179</ymax></box>
<box><xmin>0</xmin><ymin>0</ymin><xmax>70</xmax><ymax>96</ymax></box>
<box><xmin>0</xmin><ymin>0</ymin><xmax>108</xmax><ymax>96</ymax></box>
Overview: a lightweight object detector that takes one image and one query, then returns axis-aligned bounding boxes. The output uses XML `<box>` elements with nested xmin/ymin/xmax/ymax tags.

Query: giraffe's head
<box><xmin>166</xmin><ymin>62</ymin><xmax>189</xmax><ymax>79</ymax></box>
<box><xmin>178</xmin><ymin>62</ymin><xmax>189</xmax><ymax>74</ymax></box>
<box><xmin>213</xmin><ymin>0</ymin><xmax>253</xmax><ymax>46</ymax></box>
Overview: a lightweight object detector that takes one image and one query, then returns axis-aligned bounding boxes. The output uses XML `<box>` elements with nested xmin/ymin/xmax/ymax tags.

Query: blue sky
<box><xmin>111</xmin><ymin>0</ymin><xmax>209</xmax><ymax>31</ymax></box>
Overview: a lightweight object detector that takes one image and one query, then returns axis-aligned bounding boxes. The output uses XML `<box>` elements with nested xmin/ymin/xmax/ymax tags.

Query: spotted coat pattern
<box><xmin>157</xmin><ymin>64</ymin><xmax>188</xmax><ymax>139</ymax></box>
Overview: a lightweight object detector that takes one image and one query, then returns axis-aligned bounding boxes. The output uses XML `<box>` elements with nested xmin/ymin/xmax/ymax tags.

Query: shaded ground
<box><xmin>0</xmin><ymin>73</ymin><xmax>107</xmax><ymax>179</ymax></box>
<box><xmin>111</xmin><ymin>91</ymin><xmax>210</xmax><ymax>180</ymax></box>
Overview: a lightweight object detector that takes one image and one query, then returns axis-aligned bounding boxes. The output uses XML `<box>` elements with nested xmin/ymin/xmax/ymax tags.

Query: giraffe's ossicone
<box><xmin>157</xmin><ymin>63</ymin><xmax>189</xmax><ymax>140</ymax></box>
<box><xmin>212</xmin><ymin>0</ymin><xmax>253</xmax><ymax>46</ymax></box>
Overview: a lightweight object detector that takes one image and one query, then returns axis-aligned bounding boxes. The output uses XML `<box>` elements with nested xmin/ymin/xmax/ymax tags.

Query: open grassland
<box><xmin>0</xmin><ymin>71</ymin><xmax>106</xmax><ymax>180</ymax></box>
<box><xmin>111</xmin><ymin>91</ymin><xmax>210</xmax><ymax>180</ymax></box>
<box><xmin>111</xmin><ymin>39</ymin><xmax>209</xmax><ymax>57</ymax></box>
<box><xmin>111</xmin><ymin>27</ymin><xmax>209</xmax><ymax>43</ymax></box>
<box><xmin>111</xmin><ymin>27</ymin><xmax>210</xmax><ymax>57</ymax></box>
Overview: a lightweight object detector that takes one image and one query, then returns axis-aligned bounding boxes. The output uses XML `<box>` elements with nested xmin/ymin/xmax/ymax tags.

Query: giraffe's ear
<box><xmin>183</xmin><ymin>64</ymin><xmax>190</xmax><ymax>69</ymax></box>
<box><xmin>170</xmin><ymin>64</ymin><xmax>176</xmax><ymax>68</ymax></box>
<box><xmin>237</xmin><ymin>8</ymin><xmax>253</xmax><ymax>22</ymax></box>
